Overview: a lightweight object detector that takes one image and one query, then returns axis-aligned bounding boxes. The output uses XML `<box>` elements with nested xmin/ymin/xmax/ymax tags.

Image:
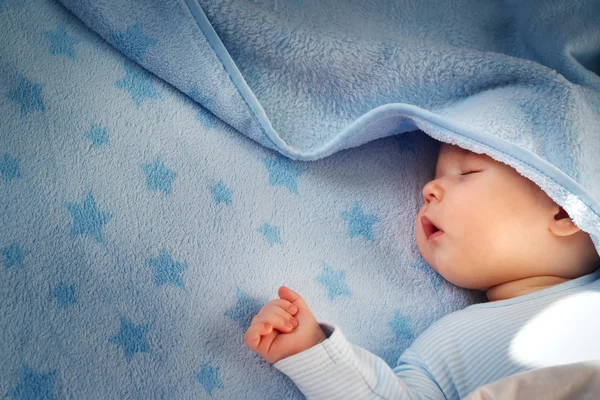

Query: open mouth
<box><xmin>421</xmin><ymin>216</ymin><xmax>444</xmax><ymax>240</ymax></box>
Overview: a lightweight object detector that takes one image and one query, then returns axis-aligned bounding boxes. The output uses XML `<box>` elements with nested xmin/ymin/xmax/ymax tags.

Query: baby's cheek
<box><xmin>443</xmin><ymin>234</ymin><xmax>488</xmax><ymax>288</ymax></box>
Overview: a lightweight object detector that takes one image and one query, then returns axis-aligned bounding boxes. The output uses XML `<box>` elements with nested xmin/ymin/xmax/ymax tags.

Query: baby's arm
<box><xmin>245</xmin><ymin>287</ymin><xmax>445</xmax><ymax>400</ymax></box>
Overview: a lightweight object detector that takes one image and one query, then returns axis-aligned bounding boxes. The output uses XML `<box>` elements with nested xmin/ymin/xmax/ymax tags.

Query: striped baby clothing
<box><xmin>274</xmin><ymin>269</ymin><xmax>600</xmax><ymax>399</ymax></box>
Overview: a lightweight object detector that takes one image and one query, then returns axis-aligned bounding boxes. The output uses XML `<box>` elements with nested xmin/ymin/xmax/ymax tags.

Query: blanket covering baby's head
<box><xmin>416</xmin><ymin>143</ymin><xmax>600</xmax><ymax>302</ymax></box>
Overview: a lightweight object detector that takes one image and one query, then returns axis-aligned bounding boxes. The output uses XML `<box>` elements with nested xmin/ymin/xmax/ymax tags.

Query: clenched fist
<box><xmin>244</xmin><ymin>286</ymin><xmax>327</xmax><ymax>364</ymax></box>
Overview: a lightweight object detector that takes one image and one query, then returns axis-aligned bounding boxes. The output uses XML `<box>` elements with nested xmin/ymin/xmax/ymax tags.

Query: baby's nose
<box><xmin>422</xmin><ymin>180</ymin><xmax>443</xmax><ymax>204</ymax></box>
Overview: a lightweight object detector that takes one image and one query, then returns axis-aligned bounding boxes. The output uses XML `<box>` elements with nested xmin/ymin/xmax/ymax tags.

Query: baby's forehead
<box><xmin>434</xmin><ymin>146</ymin><xmax>489</xmax><ymax>175</ymax></box>
<box><xmin>437</xmin><ymin>145</ymin><xmax>481</xmax><ymax>164</ymax></box>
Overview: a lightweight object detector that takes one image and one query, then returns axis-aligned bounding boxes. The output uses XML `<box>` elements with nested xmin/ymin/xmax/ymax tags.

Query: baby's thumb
<box><xmin>278</xmin><ymin>286</ymin><xmax>312</xmax><ymax>316</ymax></box>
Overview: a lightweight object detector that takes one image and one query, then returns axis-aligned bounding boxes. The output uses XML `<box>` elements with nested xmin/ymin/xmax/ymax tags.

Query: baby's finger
<box><xmin>278</xmin><ymin>286</ymin><xmax>310</xmax><ymax>312</ymax></box>
<box><xmin>265</xmin><ymin>298</ymin><xmax>298</xmax><ymax>316</ymax></box>
<box><xmin>261</xmin><ymin>301</ymin><xmax>298</xmax><ymax>322</ymax></box>
<box><xmin>244</xmin><ymin>321</ymin><xmax>273</xmax><ymax>350</ymax></box>
<box><xmin>252</xmin><ymin>306</ymin><xmax>298</xmax><ymax>333</ymax></box>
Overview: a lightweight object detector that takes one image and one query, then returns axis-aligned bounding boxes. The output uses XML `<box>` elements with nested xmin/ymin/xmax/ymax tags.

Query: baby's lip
<box><xmin>421</xmin><ymin>216</ymin><xmax>444</xmax><ymax>240</ymax></box>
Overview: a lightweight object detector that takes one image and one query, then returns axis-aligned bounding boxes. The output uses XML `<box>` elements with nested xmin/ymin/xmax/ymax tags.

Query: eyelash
<box><xmin>461</xmin><ymin>170</ymin><xmax>481</xmax><ymax>176</ymax></box>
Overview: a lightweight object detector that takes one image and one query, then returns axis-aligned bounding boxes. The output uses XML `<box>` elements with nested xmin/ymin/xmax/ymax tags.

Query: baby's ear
<box><xmin>548</xmin><ymin>206</ymin><xmax>581</xmax><ymax>237</ymax></box>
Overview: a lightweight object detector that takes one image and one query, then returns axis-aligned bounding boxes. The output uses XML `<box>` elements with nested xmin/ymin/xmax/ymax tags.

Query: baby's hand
<box><xmin>244</xmin><ymin>286</ymin><xmax>327</xmax><ymax>364</ymax></box>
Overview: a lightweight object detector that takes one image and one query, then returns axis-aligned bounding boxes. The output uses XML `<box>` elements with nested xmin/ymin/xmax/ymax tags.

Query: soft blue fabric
<box><xmin>1</xmin><ymin>0</ymin><xmax>599</xmax><ymax>399</ymax></box>
<box><xmin>54</xmin><ymin>0</ymin><xmax>600</xmax><ymax>247</ymax></box>
<box><xmin>0</xmin><ymin>1</ymin><xmax>480</xmax><ymax>399</ymax></box>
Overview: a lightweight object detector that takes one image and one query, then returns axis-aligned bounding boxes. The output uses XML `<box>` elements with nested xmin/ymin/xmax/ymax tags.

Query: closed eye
<box><xmin>461</xmin><ymin>170</ymin><xmax>482</xmax><ymax>176</ymax></box>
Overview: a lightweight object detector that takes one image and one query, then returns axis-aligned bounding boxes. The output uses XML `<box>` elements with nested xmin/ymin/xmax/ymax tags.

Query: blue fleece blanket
<box><xmin>1</xmin><ymin>0</ymin><xmax>599</xmax><ymax>398</ymax></box>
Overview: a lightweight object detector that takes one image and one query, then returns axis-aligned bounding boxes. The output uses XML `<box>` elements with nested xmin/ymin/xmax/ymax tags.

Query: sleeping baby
<box><xmin>244</xmin><ymin>142</ymin><xmax>600</xmax><ymax>399</ymax></box>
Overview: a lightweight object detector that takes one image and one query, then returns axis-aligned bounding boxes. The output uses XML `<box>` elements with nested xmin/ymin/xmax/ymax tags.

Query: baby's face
<box><xmin>416</xmin><ymin>143</ymin><xmax>547</xmax><ymax>290</ymax></box>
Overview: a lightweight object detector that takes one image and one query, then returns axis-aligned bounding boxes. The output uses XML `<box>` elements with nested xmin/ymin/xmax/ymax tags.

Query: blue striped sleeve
<box><xmin>273</xmin><ymin>323</ymin><xmax>446</xmax><ymax>400</ymax></box>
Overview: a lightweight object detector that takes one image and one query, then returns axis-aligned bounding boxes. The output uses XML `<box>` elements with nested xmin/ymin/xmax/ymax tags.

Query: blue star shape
<box><xmin>211</xmin><ymin>181</ymin><xmax>232</xmax><ymax>205</ymax></box>
<box><xmin>224</xmin><ymin>287</ymin><xmax>266</xmax><ymax>331</ymax></box>
<box><xmin>146</xmin><ymin>249</ymin><xmax>188</xmax><ymax>288</ymax></box>
<box><xmin>43</xmin><ymin>25</ymin><xmax>82</xmax><ymax>59</ymax></box>
<box><xmin>109</xmin><ymin>21</ymin><xmax>158</xmax><ymax>62</ymax></box>
<box><xmin>258</xmin><ymin>222</ymin><xmax>283</xmax><ymax>246</ymax></box>
<box><xmin>2</xmin><ymin>242</ymin><xmax>30</xmax><ymax>269</ymax></box>
<box><xmin>66</xmin><ymin>192</ymin><xmax>112</xmax><ymax>243</ymax></box>
<box><xmin>263</xmin><ymin>154</ymin><xmax>305</xmax><ymax>194</ymax></box>
<box><xmin>388</xmin><ymin>311</ymin><xmax>414</xmax><ymax>342</ymax></box>
<box><xmin>52</xmin><ymin>283</ymin><xmax>77</xmax><ymax>309</ymax></box>
<box><xmin>315</xmin><ymin>263</ymin><xmax>352</xmax><ymax>300</ymax></box>
<box><xmin>7</xmin><ymin>74</ymin><xmax>46</xmax><ymax>116</ymax></box>
<box><xmin>340</xmin><ymin>202</ymin><xmax>379</xmax><ymax>242</ymax></box>
<box><xmin>196</xmin><ymin>364</ymin><xmax>224</xmax><ymax>396</ymax></box>
<box><xmin>109</xmin><ymin>317</ymin><xmax>150</xmax><ymax>362</ymax></box>
<box><xmin>0</xmin><ymin>153</ymin><xmax>21</xmax><ymax>182</ymax></box>
<box><xmin>115</xmin><ymin>61</ymin><xmax>162</xmax><ymax>108</ymax></box>
<box><xmin>411</xmin><ymin>258</ymin><xmax>444</xmax><ymax>292</ymax></box>
<box><xmin>84</xmin><ymin>122</ymin><xmax>109</xmax><ymax>147</ymax></box>
<box><xmin>141</xmin><ymin>156</ymin><xmax>177</xmax><ymax>196</ymax></box>
<box><xmin>6</xmin><ymin>365</ymin><xmax>57</xmax><ymax>400</ymax></box>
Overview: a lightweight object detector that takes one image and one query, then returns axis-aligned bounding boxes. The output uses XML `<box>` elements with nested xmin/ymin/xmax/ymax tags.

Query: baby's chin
<box><xmin>423</xmin><ymin>256</ymin><xmax>476</xmax><ymax>289</ymax></box>
<box><xmin>417</xmin><ymin>238</ymin><xmax>473</xmax><ymax>288</ymax></box>
<box><xmin>438</xmin><ymin>267</ymin><xmax>488</xmax><ymax>290</ymax></box>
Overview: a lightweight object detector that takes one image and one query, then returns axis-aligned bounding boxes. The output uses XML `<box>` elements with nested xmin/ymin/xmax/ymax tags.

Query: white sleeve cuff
<box><xmin>273</xmin><ymin>322</ymin><xmax>384</xmax><ymax>399</ymax></box>
<box><xmin>273</xmin><ymin>321</ymin><xmax>342</xmax><ymax>379</ymax></box>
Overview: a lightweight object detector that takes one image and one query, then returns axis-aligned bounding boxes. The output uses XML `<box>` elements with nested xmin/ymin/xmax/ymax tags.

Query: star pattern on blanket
<box><xmin>224</xmin><ymin>288</ymin><xmax>266</xmax><ymax>331</ymax></box>
<box><xmin>4</xmin><ymin>1</ymin><xmax>581</xmax><ymax>399</ymax></box>
<box><xmin>84</xmin><ymin>122</ymin><xmax>109</xmax><ymax>147</ymax></box>
<box><xmin>141</xmin><ymin>156</ymin><xmax>177</xmax><ymax>196</ymax></box>
<box><xmin>263</xmin><ymin>154</ymin><xmax>305</xmax><ymax>194</ymax></box>
<box><xmin>0</xmin><ymin>153</ymin><xmax>21</xmax><ymax>182</ymax></box>
<box><xmin>2</xmin><ymin>242</ymin><xmax>29</xmax><ymax>269</ymax></box>
<box><xmin>146</xmin><ymin>249</ymin><xmax>188</xmax><ymax>288</ymax></box>
<box><xmin>211</xmin><ymin>181</ymin><xmax>232</xmax><ymax>205</ymax></box>
<box><xmin>316</xmin><ymin>263</ymin><xmax>352</xmax><ymax>300</ymax></box>
<box><xmin>7</xmin><ymin>74</ymin><xmax>46</xmax><ymax>116</ymax></box>
<box><xmin>6</xmin><ymin>365</ymin><xmax>57</xmax><ymax>400</ymax></box>
<box><xmin>109</xmin><ymin>22</ymin><xmax>157</xmax><ymax>62</ymax></box>
<box><xmin>109</xmin><ymin>317</ymin><xmax>150</xmax><ymax>362</ymax></box>
<box><xmin>66</xmin><ymin>192</ymin><xmax>112</xmax><ymax>243</ymax></box>
<box><xmin>52</xmin><ymin>283</ymin><xmax>77</xmax><ymax>309</ymax></box>
<box><xmin>0</xmin><ymin>2</ymin><xmax>500</xmax><ymax>396</ymax></box>
<box><xmin>411</xmin><ymin>258</ymin><xmax>444</xmax><ymax>292</ymax></box>
<box><xmin>43</xmin><ymin>25</ymin><xmax>82</xmax><ymax>59</ymax></box>
<box><xmin>196</xmin><ymin>364</ymin><xmax>224</xmax><ymax>396</ymax></box>
<box><xmin>388</xmin><ymin>311</ymin><xmax>414</xmax><ymax>342</ymax></box>
<box><xmin>258</xmin><ymin>222</ymin><xmax>283</xmax><ymax>246</ymax></box>
<box><xmin>340</xmin><ymin>202</ymin><xmax>378</xmax><ymax>242</ymax></box>
<box><xmin>115</xmin><ymin>61</ymin><xmax>162</xmax><ymax>108</ymax></box>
